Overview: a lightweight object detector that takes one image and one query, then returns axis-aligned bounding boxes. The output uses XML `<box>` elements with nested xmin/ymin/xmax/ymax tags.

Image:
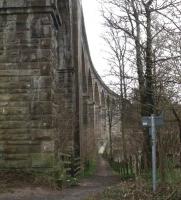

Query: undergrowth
<box><xmin>86</xmin><ymin>158</ymin><xmax>181</xmax><ymax>200</ymax></box>
<box><xmin>80</xmin><ymin>160</ymin><xmax>96</xmax><ymax>178</ymax></box>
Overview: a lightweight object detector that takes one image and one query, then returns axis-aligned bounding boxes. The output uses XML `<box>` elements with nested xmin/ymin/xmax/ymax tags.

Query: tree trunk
<box><xmin>142</xmin><ymin>2</ymin><xmax>154</xmax><ymax>170</ymax></box>
<box><xmin>172</xmin><ymin>107</ymin><xmax>181</xmax><ymax>163</ymax></box>
<box><xmin>145</xmin><ymin>7</ymin><xmax>154</xmax><ymax>116</ymax></box>
<box><xmin>109</xmin><ymin>123</ymin><xmax>113</xmax><ymax>161</ymax></box>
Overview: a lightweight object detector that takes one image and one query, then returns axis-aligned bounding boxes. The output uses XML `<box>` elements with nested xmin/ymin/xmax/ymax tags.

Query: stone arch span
<box><xmin>80</xmin><ymin>17</ymin><xmax>119</xmax><ymax>158</ymax></box>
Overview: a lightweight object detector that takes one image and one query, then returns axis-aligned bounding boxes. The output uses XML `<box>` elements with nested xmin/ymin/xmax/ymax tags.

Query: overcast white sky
<box><xmin>82</xmin><ymin>0</ymin><xmax>108</xmax><ymax>78</ymax></box>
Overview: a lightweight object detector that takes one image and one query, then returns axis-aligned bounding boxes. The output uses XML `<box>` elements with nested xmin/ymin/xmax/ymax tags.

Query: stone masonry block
<box><xmin>31</xmin><ymin>153</ymin><xmax>54</xmax><ymax>168</ymax></box>
<box><xmin>41</xmin><ymin>141</ymin><xmax>54</xmax><ymax>153</ymax></box>
<box><xmin>0</xmin><ymin>0</ymin><xmax>56</xmax><ymax>8</ymax></box>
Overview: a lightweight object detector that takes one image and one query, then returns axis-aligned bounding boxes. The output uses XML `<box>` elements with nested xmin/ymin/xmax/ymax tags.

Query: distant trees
<box><xmin>99</xmin><ymin>0</ymin><xmax>181</xmax><ymax>170</ymax></box>
<box><xmin>103</xmin><ymin>28</ymin><xmax>130</xmax><ymax>162</ymax></box>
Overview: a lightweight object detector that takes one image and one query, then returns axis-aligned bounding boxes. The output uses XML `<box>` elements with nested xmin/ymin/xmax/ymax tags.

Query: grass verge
<box><xmin>80</xmin><ymin>160</ymin><xmax>96</xmax><ymax>178</ymax></box>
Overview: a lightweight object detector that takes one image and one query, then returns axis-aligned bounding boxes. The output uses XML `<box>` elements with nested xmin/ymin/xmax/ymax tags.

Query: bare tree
<box><xmin>100</xmin><ymin>0</ymin><xmax>181</xmax><ymax>169</ymax></box>
<box><xmin>103</xmin><ymin>28</ymin><xmax>131</xmax><ymax>160</ymax></box>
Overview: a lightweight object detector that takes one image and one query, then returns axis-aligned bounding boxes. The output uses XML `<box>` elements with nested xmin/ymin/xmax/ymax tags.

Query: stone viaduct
<box><xmin>0</xmin><ymin>0</ymin><xmax>119</xmax><ymax>171</ymax></box>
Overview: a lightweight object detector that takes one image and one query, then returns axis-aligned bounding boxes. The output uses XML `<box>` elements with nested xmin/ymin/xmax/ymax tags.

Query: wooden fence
<box><xmin>59</xmin><ymin>153</ymin><xmax>81</xmax><ymax>177</ymax></box>
<box><xmin>110</xmin><ymin>159</ymin><xmax>134</xmax><ymax>178</ymax></box>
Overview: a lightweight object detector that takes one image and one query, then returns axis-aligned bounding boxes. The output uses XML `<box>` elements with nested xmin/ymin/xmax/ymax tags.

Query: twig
<box><xmin>165</xmin><ymin>190</ymin><xmax>177</xmax><ymax>200</ymax></box>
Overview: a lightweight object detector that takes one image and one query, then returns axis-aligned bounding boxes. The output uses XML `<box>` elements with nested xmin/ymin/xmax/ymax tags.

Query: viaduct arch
<box><xmin>0</xmin><ymin>0</ymin><xmax>119</xmax><ymax>171</ymax></box>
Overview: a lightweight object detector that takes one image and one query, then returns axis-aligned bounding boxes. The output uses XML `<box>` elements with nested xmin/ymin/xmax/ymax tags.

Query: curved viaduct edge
<box><xmin>81</xmin><ymin>9</ymin><xmax>119</xmax><ymax>100</ymax></box>
<box><xmin>78</xmin><ymin>4</ymin><xmax>120</xmax><ymax>161</ymax></box>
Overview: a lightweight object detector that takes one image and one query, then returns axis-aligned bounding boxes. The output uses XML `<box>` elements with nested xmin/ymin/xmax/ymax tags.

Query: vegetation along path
<box><xmin>0</xmin><ymin>157</ymin><xmax>121</xmax><ymax>200</ymax></box>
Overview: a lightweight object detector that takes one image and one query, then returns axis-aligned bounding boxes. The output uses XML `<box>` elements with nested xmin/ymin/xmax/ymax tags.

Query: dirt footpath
<box><xmin>0</xmin><ymin>157</ymin><xmax>121</xmax><ymax>200</ymax></box>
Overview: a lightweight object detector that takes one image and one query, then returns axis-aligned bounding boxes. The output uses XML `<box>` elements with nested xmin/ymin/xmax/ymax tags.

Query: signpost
<box><xmin>142</xmin><ymin>113</ymin><xmax>164</xmax><ymax>192</ymax></box>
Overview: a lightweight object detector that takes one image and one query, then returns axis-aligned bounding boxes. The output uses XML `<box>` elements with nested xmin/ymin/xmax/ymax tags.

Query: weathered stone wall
<box><xmin>0</xmin><ymin>0</ymin><xmax>119</xmax><ymax>172</ymax></box>
<box><xmin>0</xmin><ymin>0</ymin><xmax>61</xmax><ymax>169</ymax></box>
<box><xmin>55</xmin><ymin>0</ymin><xmax>75</xmax><ymax>156</ymax></box>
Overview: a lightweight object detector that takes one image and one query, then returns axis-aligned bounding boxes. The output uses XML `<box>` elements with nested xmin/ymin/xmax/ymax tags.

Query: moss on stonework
<box><xmin>31</xmin><ymin>153</ymin><xmax>55</xmax><ymax>168</ymax></box>
<box><xmin>0</xmin><ymin>143</ymin><xmax>4</xmax><ymax>160</ymax></box>
<box><xmin>0</xmin><ymin>161</ymin><xmax>28</xmax><ymax>169</ymax></box>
